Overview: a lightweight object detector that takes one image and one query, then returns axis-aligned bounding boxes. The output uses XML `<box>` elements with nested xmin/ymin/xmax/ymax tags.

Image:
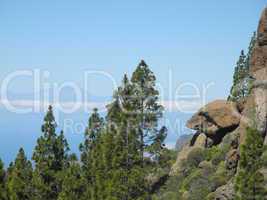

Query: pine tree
<box><xmin>78</xmin><ymin>61</ymin><xmax>167</xmax><ymax>200</ymax></box>
<box><xmin>58</xmin><ymin>154</ymin><xmax>86</xmax><ymax>200</ymax></box>
<box><xmin>0</xmin><ymin>159</ymin><xmax>7</xmax><ymax>200</ymax></box>
<box><xmin>104</xmin><ymin>91</ymin><xmax>126</xmax><ymax>200</ymax></box>
<box><xmin>105</xmin><ymin>75</ymin><xmax>148</xmax><ymax>200</ymax></box>
<box><xmin>229</xmin><ymin>32</ymin><xmax>257</xmax><ymax>102</ymax></box>
<box><xmin>7</xmin><ymin>162</ymin><xmax>14</xmax><ymax>178</ymax></box>
<box><xmin>80</xmin><ymin>108</ymin><xmax>104</xmax><ymax>169</ymax></box>
<box><xmin>228</xmin><ymin>50</ymin><xmax>249</xmax><ymax>101</ymax></box>
<box><xmin>99</xmin><ymin>128</ymin><xmax>116</xmax><ymax>200</ymax></box>
<box><xmin>32</xmin><ymin>105</ymin><xmax>69</xmax><ymax>200</ymax></box>
<box><xmin>7</xmin><ymin>148</ymin><xmax>33</xmax><ymax>200</ymax></box>
<box><xmin>80</xmin><ymin>108</ymin><xmax>104</xmax><ymax>200</ymax></box>
<box><xmin>235</xmin><ymin>127</ymin><xmax>266</xmax><ymax>199</ymax></box>
<box><xmin>131</xmin><ymin>60</ymin><xmax>165</xmax><ymax>164</ymax></box>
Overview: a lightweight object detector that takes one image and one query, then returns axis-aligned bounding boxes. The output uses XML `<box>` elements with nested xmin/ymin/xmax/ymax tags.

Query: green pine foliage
<box><xmin>235</xmin><ymin>127</ymin><xmax>266</xmax><ymax>200</ymax></box>
<box><xmin>131</xmin><ymin>60</ymin><xmax>165</xmax><ymax>163</ymax></box>
<box><xmin>104</xmin><ymin>75</ymin><xmax>148</xmax><ymax>200</ymax></box>
<box><xmin>32</xmin><ymin>105</ymin><xmax>69</xmax><ymax>200</ymax></box>
<box><xmin>228</xmin><ymin>50</ymin><xmax>249</xmax><ymax>101</ymax></box>
<box><xmin>79</xmin><ymin>107</ymin><xmax>105</xmax><ymax>200</ymax></box>
<box><xmin>77</xmin><ymin>62</ymin><xmax>167</xmax><ymax>200</ymax></box>
<box><xmin>228</xmin><ymin>32</ymin><xmax>257</xmax><ymax>102</ymax></box>
<box><xmin>0</xmin><ymin>159</ymin><xmax>7</xmax><ymax>200</ymax></box>
<box><xmin>7</xmin><ymin>148</ymin><xmax>33</xmax><ymax>200</ymax></box>
<box><xmin>58</xmin><ymin>154</ymin><xmax>86</xmax><ymax>200</ymax></box>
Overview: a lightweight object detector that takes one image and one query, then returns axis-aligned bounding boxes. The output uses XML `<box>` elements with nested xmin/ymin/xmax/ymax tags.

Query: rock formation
<box><xmin>187</xmin><ymin>100</ymin><xmax>241</xmax><ymax>144</ymax></box>
<box><xmin>258</xmin><ymin>7</ymin><xmax>267</xmax><ymax>46</ymax></box>
<box><xmin>211</xmin><ymin>182</ymin><xmax>235</xmax><ymax>200</ymax></box>
<box><xmin>170</xmin><ymin>8</ymin><xmax>267</xmax><ymax>199</ymax></box>
<box><xmin>250</xmin><ymin>7</ymin><xmax>267</xmax><ymax>138</ymax></box>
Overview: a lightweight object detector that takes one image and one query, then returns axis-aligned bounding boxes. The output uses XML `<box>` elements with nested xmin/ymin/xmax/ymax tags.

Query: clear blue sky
<box><xmin>0</xmin><ymin>0</ymin><xmax>266</xmax><ymax>98</ymax></box>
<box><xmin>0</xmin><ymin>0</ymin><xmax>266</xmax><ymax>164</ymax></box>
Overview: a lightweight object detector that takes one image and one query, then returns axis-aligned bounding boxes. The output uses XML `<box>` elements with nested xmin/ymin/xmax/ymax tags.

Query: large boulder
<box><xmin>186</xmin><ymin>100</ymin><xmax>241</xmax><ymax>144</ymax></box>
<box><xmin>190</xmin><ymin>132</ymin><xmax>208</xmax><ymax>147</ymax></box>
<box><xmin>194</xmin><ymin>133</ymin><xmax>208</xmax><ymax>147</ymax></box>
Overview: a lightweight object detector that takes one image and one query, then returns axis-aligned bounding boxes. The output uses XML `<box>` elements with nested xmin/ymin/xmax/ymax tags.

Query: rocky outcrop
<box><xmin>258</xmin><ymin>7</ymin><xmax>267</xmax><ymax>46</ymax></box>
<box><xmin>170</xmin><ymin>133</ymin><xmax>210</xmax><ymax>175</ymax></box>
<box><xmin>190</xmin><ymin>132</ymin><xmax>207</xmax><ymax>147</ymax></box>
<box><xmin>170</xmin><ymin>145</ymin><xmax>198</xmax><ymax>176</ymax></box>
<box><xmin>193</xmin><ymin>133</ymin><xmax>207</xmax><ymax>147</ymax></box>
<box><xmin>225</xmin><ymin>149</ymin><xmax>239</xmax><ymax>171</ymax></box>
<box><xmin>171</xmin><ymin>100</ymin><xmax>242</xmax><ymax>175</ymax></box>
<box><xmin>211</xmin><ymin>182</ymin><xmax>235</xmax><ymax>200</ymax></box>
<box><xmin>169</xmin><ymin>8</ymin><xmax>267</xmax><ymax>198</ymax></box>
<box><xmin>170</xmin><ymin>145</ymin><xmax>190</xmax><ymax>175</ymax></box>
<box><xmin>187</xmin><ymin>100</ymin><xmax>241</xmax><ymax>144</ymax></box>
<box><xmin>249</xmin><ymin>7</ymin><xmax>267</xmax><ymax>138</ymax></box>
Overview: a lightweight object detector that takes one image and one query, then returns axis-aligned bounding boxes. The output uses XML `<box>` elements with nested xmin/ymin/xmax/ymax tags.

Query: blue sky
<box><xmin>0</xmin><ymin>0</ymin><xmax>265</xmax><ymax>97</ymax></box>
<box><xmin>0</xmin><ymin>0</ymin><xmax>266</xmax><ymax>164</ymax></box>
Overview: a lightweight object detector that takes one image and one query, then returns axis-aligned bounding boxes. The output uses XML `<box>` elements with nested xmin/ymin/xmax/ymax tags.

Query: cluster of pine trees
<box><xmin>235</xmin><ymin>127</ymin><xmax>266</xmax><ymax>200</ymax></box>
<box><xmin>228</xmin><ymin>32</ymin><xmax>257</xmax><ymax>102</ymax></box>
<box><xmin>0</xmin><ymin>60</ymin><xmax>171</xmax><ymax>200</ymax></box>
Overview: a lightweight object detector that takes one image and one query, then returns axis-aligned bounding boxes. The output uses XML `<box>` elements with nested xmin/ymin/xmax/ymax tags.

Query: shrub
<box><xmin>206</xmin><ymin>192</ymin><xmax>216</xmax><ymax>200</ymax></box>
<box><xmin>210</xmin><ymin>161</ymin><xmax>230</xmax><ymax>190</ymax></box>
<box><xmin>205</xmin><ymin>146</ymin><xmax>227</xmax><ymax>166</ymax></box>
<box><xmin>186</xmin><ymin>148</ymin><xmax>206</xmax><ymax>168</ymax></box>
<box><xmin>261</xmin><ymin>149</ymin><xmax>267</xmax><ymax>167</ymax></box>
<box><xmin>153</xmin><ymin>176</ymin><xmax>182</xmax><ymax>200</ymax></box>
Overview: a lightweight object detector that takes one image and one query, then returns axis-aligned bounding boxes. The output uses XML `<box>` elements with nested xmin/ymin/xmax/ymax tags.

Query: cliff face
<box><xmin>258</xmin><ymin>8</ymin><xmax>267</xmax><ymax>47</ymax></box>
<box><xmin>170</xmin><ymin>8</ymin><xmax>267</xmax><ymax>199</ymax></box>
<box><xmin>250</xmin><ymin>7</ymin><xmax>267</xmax><ymax>137</ymax></box>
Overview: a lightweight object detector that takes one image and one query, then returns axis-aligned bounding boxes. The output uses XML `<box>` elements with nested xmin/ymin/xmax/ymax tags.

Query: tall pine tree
<box><xmin>131</xmin><ymin>60</ymin><xmax>165</xmax><ymax>164</ymax></box>
<box><xmin>229</xmin><ymin>32</ymin><xmax>257</xmax><ymax>102</ymax></box>
<box><xmin>228</xmin><ymin>50</ymin><xmax>248</xmax><ymax>101</ymax></box>
<box><xmin>104</xmin><ymin>75</ymin><xmax>149</xmax><ymax>200</ymax></box>
<box><xmin>80</xmin><ymin>108</ymin><xmax>104</xmax><ymax>200</ymax></box>
<box><xmin>32</xmin><ymin>105</ymin><xmax>69</xmax><ymax>200</ymax></box>
<box><xmin>7</xmin><ymin>148</ymin><xmax>33</xmax><ymax>200</ymax></box>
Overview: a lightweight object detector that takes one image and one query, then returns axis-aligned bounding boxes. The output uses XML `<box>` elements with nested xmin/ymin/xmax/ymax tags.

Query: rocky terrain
<box><xmin>168</xmin><ymin>7</ymin><xmax>267</xmax><ymax>200</ymax></box>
